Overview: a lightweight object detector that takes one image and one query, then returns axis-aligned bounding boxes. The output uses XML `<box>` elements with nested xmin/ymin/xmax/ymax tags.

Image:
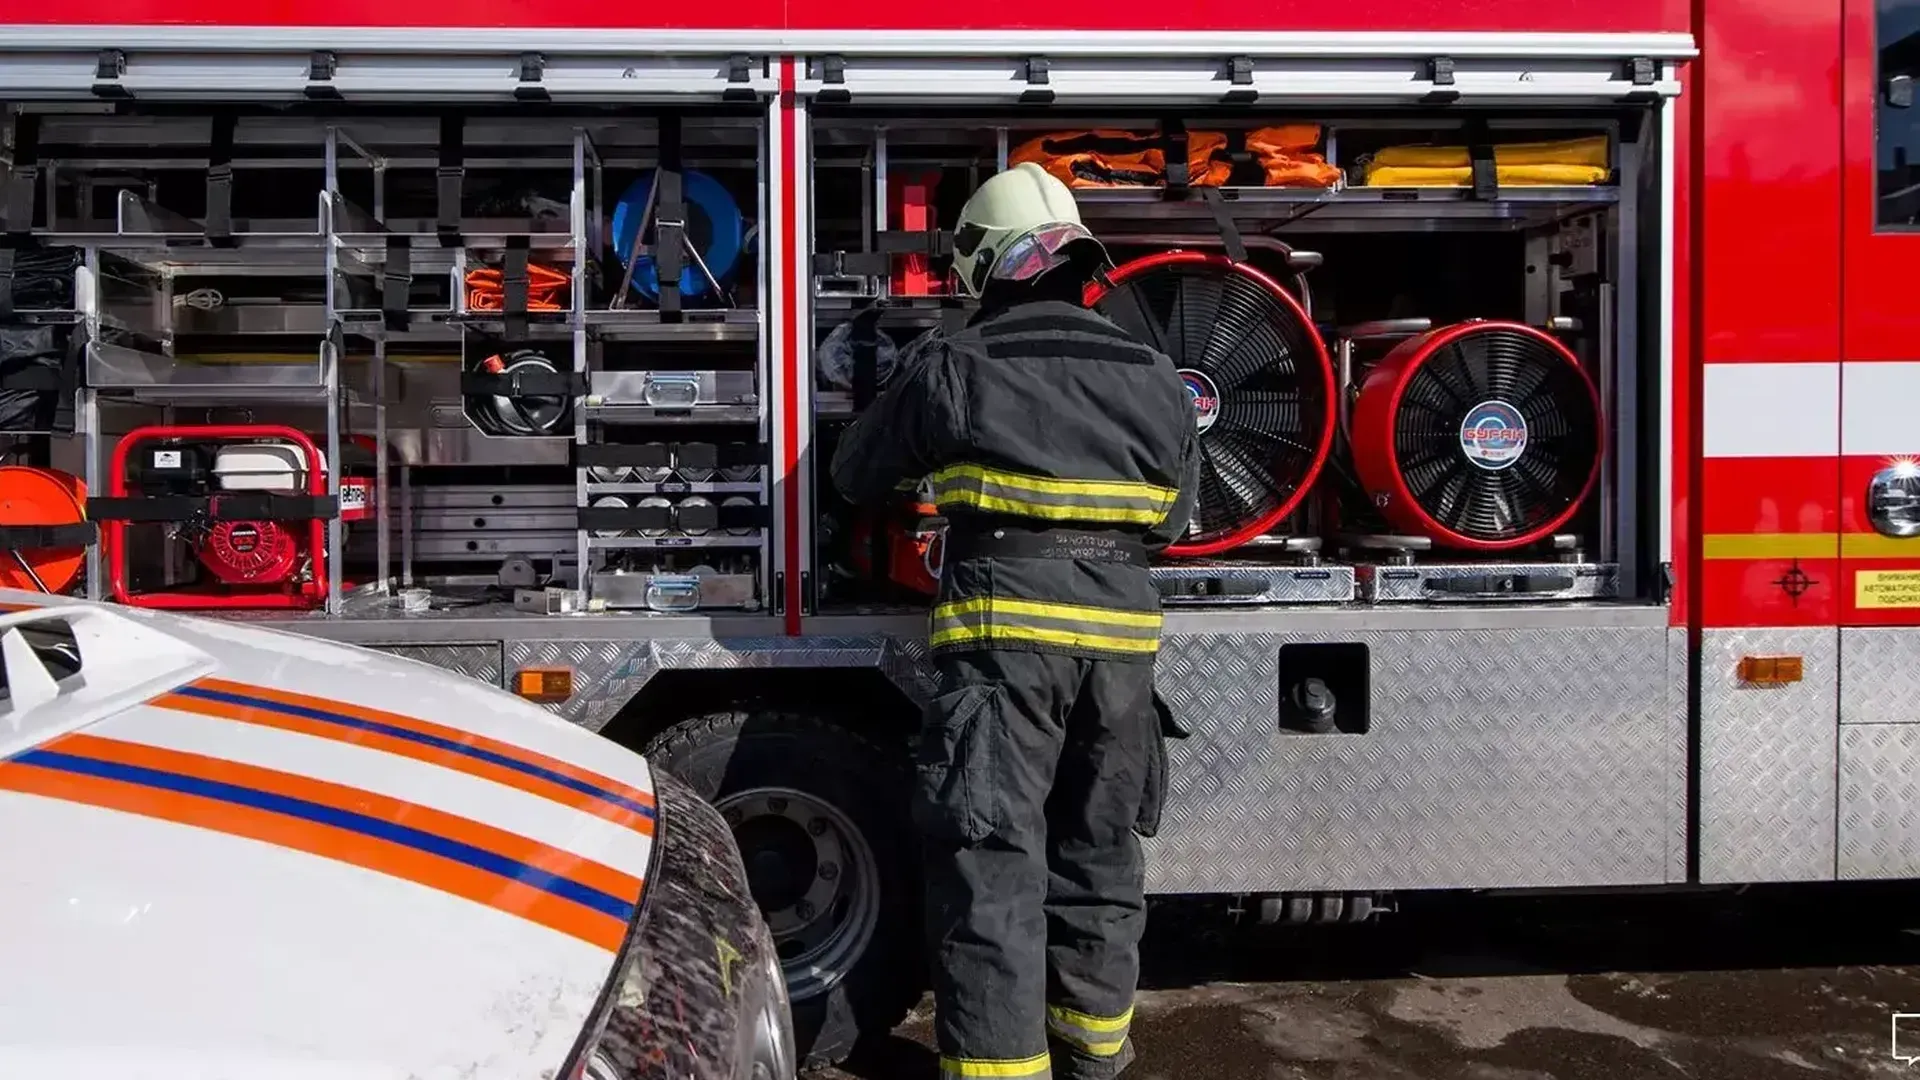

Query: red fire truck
<box><xmin>1</xmin><ymin>0</ymin><xmax>1913</xmax><ymax>1065</ymax></box>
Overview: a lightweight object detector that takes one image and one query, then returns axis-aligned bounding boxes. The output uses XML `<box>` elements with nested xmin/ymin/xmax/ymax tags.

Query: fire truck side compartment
<box><xmin>0</xmin><ymin>35</ymin><xmax>1736</xmax><ymax>899</ymax></box>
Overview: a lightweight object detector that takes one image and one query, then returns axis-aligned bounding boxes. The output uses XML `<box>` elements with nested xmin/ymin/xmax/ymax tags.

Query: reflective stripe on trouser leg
<box><xmin>928</xmin><ymin>462</ymin><xmax>1179</xmax><ymax>527</ymax></box>
<box><xmin>1047</xmin><ymin>1004</ymin><xmax>1133</xmax><ymax>1057</ymax></box>
<box><xmin>940</xmin><ymin>1053</ymin><xmax>1054</xmax><ymax>1078</ymax></box>
<box><xmin>931</xmin><ymin>596</ymin><xmax>1162</xmax><ymax>655</ymax></box>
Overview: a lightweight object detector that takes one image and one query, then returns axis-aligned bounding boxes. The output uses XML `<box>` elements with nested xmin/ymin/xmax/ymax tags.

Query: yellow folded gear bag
<box><xmin>1362</xmin><ymin>162</ymin><xmax>1610</xmax><ymax>187</ymax></box>
<box><xmin>1366</xmin><ymin>135</ymin><xmax>1609</xmax><ymax>171</ymax></box>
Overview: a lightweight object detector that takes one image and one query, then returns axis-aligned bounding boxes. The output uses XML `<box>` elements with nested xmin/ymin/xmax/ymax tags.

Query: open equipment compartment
<box><xmin>3</xmin><ymin>65</ymin><xmax>775</xmax><ymax>616</ymax></box>
<box><xmin>807</xmin><ymin>98</ymin><xmax>1667</xmax><ymax>614</ymax></box>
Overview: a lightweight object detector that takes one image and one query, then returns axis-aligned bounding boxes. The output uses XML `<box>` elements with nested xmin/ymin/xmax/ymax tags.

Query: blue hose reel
<box><xmin>610</xmin><ymin>169</ymin><xmax>746</xmax><ymax>304</ymax></box>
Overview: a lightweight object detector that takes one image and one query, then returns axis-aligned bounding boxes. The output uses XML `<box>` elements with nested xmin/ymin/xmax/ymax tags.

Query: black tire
<box><xmin>642</xmin><ymin>709</ymin><xmax>924</xmax><ymax>1069</ymax></box>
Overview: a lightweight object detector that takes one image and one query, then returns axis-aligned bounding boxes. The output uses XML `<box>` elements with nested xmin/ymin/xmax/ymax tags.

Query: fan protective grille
<box><xmin>1360</xmin><ymin>321</ymin><xmax>1602</xmax><ymax>548</ymax></box>
<box><xmin>1089</xmin><ymin>251</ymin><xmax>1335</xmax><ymax>556</ymax></box>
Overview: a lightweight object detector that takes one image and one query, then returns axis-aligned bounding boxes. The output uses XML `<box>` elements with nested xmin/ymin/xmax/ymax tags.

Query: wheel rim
<box><xmin>714</xmin><ymin>786</ymin><xmax>881</xmax><ymax>1002</ymax></box>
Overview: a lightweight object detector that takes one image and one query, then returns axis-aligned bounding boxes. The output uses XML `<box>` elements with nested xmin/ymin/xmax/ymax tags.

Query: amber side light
<box><xmin>1737</xmin><ymin>656</ymin><xmax>1804</xmax><ymax>686</ymax></box>
<box><xmin>514</xmin><ymin>666</ymin><xmax>575</xmax><ymax>703</ymax></box>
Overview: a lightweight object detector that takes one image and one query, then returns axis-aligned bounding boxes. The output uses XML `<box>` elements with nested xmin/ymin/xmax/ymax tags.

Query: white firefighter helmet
<box><xmin>949</xmin><ymin>162</ymin><xmax>1111</xmax><ymax>299</ymax></box>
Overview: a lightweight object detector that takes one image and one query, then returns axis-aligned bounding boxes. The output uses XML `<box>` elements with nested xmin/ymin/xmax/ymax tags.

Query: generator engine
<box><xmin>101</xmin><ymin>426</ymin><xmax>373</xmax><ymax>610</ymax></box>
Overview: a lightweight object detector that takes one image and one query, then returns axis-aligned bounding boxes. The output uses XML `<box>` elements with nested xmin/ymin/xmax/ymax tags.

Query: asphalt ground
<box><xmin>813</xmin><ymin>884</ymin><xmax>1920</xmax><ymax>1079</ymax></box>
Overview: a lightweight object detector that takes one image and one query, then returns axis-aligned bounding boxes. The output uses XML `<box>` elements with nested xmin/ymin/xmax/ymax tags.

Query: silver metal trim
<box><xmin>792</xmin><ymin>52</ymin><xmax>1685</xmax><ymax>104</ymax></box>
<box><xmin>1657</xmin><ymin>76</ymin><xmax>1677</xmax><ymax>566</ymax></box>
<box><xmin>0</xmin><ymin>26</ymin><xmax>1698</xmax><ymax>58</ymax></box>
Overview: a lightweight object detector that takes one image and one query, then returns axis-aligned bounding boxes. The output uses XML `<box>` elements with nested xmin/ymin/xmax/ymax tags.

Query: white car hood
<box><xmin>0</xmin><ymin>594</ymin><xmax>657</xmax><ymax>1080</ymax></box>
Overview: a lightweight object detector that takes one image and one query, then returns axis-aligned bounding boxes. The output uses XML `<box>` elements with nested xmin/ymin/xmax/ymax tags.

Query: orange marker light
<box><xmin>513</xmin><ymin>666</ymin><xmax>575</xmax><ymax>704</ymax></box>
<box><xmin>1737</xmin><ymin>656</ymin><xmax>1804</xmax><ymax>686</ymax></box>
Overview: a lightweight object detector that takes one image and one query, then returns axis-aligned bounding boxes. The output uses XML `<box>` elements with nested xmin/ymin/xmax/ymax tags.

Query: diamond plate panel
<box><xmin>504</xmin><ymin>635</ymin><xmax>929</xmax><ymax>732</ymax></box>
<box><xmin>1141</xmin><ymin>625</ymin><xmax>1678</xmax><ymax>893</ymax></box>
<box><xmin>1841</xmin><ymin>628</ymin><xmax>1920</xmax><ymax>725</ymax></box>
<box><xmin>1839</xmin><ymin>725</ymin><xmax>1920</xmax><ymax>878</ymax></box>
<box><xmin>367</xmin><ymin>644</ymin><xmax>504</xmax><ymax>687</ymax></box>
<box><xmin>1698</xmin><ymin>627</ymin><xmax>1838</xmax><ymax>884</ymax></box>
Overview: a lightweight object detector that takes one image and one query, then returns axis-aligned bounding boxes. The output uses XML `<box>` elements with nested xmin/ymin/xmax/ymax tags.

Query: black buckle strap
<box><xmin>812</xmin><ymin>229</ymin><xmax>951</xmax><ymax>278</ymax></box>
<box><xmin>1466</xmin><ymin>119</ymin><xmax>1498</xmax><ymax>201</ymax></box>
<box><xmin>1161</xmin><ymin>118</ymin><xmax>1191</xmax><ymax>191</ymax></box>
<box><xmin>460</xmin><ymin>365</ymin><xmax>583</xmax><ymax>398</ymax></box>
<box><xmin>49</xmin><ymin>327</ymin><xmax>80</xmax><ymax>434</ymax></box>
<box><xmin>383</xmin><ymin>235</ymin><xmax>411</xmax><ymax>331</ymax></box>
<box><xmin>500</xmin><ymin>237</ymin><xmax>531</xmax><ymax>341</ymax></box>
<box><xmin>945</xmin><ymin>526</ymin><xmax>1150</xmax><ymax>567</ymax></box>
<box><xmin>88</xmin><ymin>493</ymin><xmax>338</xmax><ymax>523</ymax></box>
<box><xmin>577</xmin><ymin>500</ymin><xmax>767</xmax><ymax>532</ymax></box>
<box><xmin>654</xmin><ymin>112</ymin><xmax>686</xmax><ymax>320</ymax></box>
<box><xmin>205</xmin><ymin>112</ymin><xmax>237</xmax><ymax>247</ymax></box>
<box><xmin>0</xmin><ymin>522</ymin><xmax>95</xmax><ymax>548</ymax></box>
<box><xmin>436</xmin><ymin>114</ymin><xmax>464</xmax><ymax>248</ymax></box>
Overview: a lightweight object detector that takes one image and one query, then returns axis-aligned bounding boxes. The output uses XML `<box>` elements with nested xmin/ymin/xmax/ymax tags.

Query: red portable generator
<box><xmin>99</xmin><ymin>425</ymin><xmax>374</xmax><ymax>610</ymax></box>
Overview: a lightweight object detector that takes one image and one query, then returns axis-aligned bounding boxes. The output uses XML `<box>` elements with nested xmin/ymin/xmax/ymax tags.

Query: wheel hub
<box><xmin>714</xmin><ymin>786</ymin><xmax>881</xmax><ymax>1003</ymax></box>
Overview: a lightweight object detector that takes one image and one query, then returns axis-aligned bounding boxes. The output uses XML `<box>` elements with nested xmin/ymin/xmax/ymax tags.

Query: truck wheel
<box><xmin>642</xmin><ymin>709</ymin><xmax>923</xmax><ymax>1068</ymax></box>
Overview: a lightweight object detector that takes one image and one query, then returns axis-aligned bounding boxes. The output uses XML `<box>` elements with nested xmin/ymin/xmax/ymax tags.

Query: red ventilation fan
<box><xmin>1086</xmin><ymin>251</ymin><xmax>1336</xmax><ymax>557</ymax></box>
<box><xmin>1349</xmin><ymin>320</ymin><xmax>1603</xmax><ymax>551</ymax></box>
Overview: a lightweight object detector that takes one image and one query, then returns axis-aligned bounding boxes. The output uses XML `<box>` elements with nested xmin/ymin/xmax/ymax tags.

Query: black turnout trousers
<box><xmin>915</xmin><ymin>647</ymin><xmax>1171</xmax><ymax>1080</ymax></box>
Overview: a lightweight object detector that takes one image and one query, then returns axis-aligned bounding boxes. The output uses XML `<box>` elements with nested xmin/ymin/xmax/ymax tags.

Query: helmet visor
<box><xmin>990</xmin><ymin>222</ymin><xmax>1107</xmax><ymax>285</ymax></box>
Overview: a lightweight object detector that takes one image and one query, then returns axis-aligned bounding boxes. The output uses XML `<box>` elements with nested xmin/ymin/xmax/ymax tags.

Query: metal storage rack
<box><xmin>4</xmin><ymin>92</ymin><xmax>774</xmax><ymax>615</ymax></box>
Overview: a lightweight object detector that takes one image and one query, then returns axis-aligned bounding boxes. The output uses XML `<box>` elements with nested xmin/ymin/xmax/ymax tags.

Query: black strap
<box><xmin>850</xmin><ymin>304</ymin><xmax>884</xmax><ymax>410</ymax></box>
<box><xmin>0</xmin><ymin>245</ymin><xmax>14</xmax><ymax>322</ymax></box>
<box><xmin>0</xmin><ymin>522</ymin><xmax>94</xmax><ymax>547</ymax></box>
<box><xmin>1198</xmin><ymin>187</ymin><xmax>1248</xmax><ymax>264</ymax></box>
<box><xmin>460</xmin><ymin>364</ymin><xmax>582</xmax><ymax>398</ymax></box>
<box><xmin>1466</xmin><ymin>120</ymin><xmax>1498</xmax><ymax>201</ymax></box>
<box><xmin>436</xmin><ymin>114</ymin><xmax>465</xmax><ymax>247</ymax></box>
<box><xmin>577</xmin><ymin>500</ymin><xmax>767</xmax><ymax>532</ymax></box>
<box><xmin>205</xmin><ymin>112</ymin><xmax>237</xmax><ymax>246</ymax></box>
<box><xmin>654</xmin><ymin>112</ymin><xmax>686</xmax><ymax>320</ymax></box>
<box><xmin>48</xmin><ymin>327</ymin><xmax>80</xmax><ymax>434</ymax></box>
<box><xmin>945</xmin><ymin>526</ymin><xmax>1150</xmax><ymax>567</ymax></box>
<box><xmin>3</xmin><ymin>113</ymin><xmax>37</xmax><ymax>238</ymax></box>
<box><xmin>1161</xmin><ymin>119</ymin><xmax>1191</xmax><ymax>191</ymax></box>
<box><xmin>88</xmin><ymin>493</ymin><xmax>338</xmax><ymax>522</ymax></box>
<box><xmin>383</xmin><ymin>236</ymin><xmax>412</xmax><ymax>331</ymax></box>
<box><xmin>500</xmin><ymin>237</ymin><xmax>531</xmax><ymax>342</ymax></box>
<box><xmin>1222</xmin><ymin>128</ymin><xmax>1258</xmax><ymax>185</ymax></box>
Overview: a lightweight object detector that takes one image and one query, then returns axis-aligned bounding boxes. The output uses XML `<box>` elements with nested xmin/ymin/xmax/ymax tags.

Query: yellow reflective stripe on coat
<box><xmin>931</xmin><ymin>596</ymin><xmax>1162</xmax><ymax>654</ymax></box>
<box><xmin>1047</xmin><ymin>1003</ymin><xmax>1134</xmax><ymax>1057</ymax></box>
<box><xmin>928</xmin><ymin>463</ymin><xmax>1178</xmax><ymax>527</ymax></box>
<box><xmin>939</xmin><ymin>1052</ymin><xmax>1053</xmax><ymax>1077</ymax></box>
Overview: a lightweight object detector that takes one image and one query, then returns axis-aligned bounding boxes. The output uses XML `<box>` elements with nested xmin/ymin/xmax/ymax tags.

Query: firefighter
<box><xmin>829</xmin><ymin>161</ymin><xmax>1199</xmax><ymax>1080</ymax></box>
